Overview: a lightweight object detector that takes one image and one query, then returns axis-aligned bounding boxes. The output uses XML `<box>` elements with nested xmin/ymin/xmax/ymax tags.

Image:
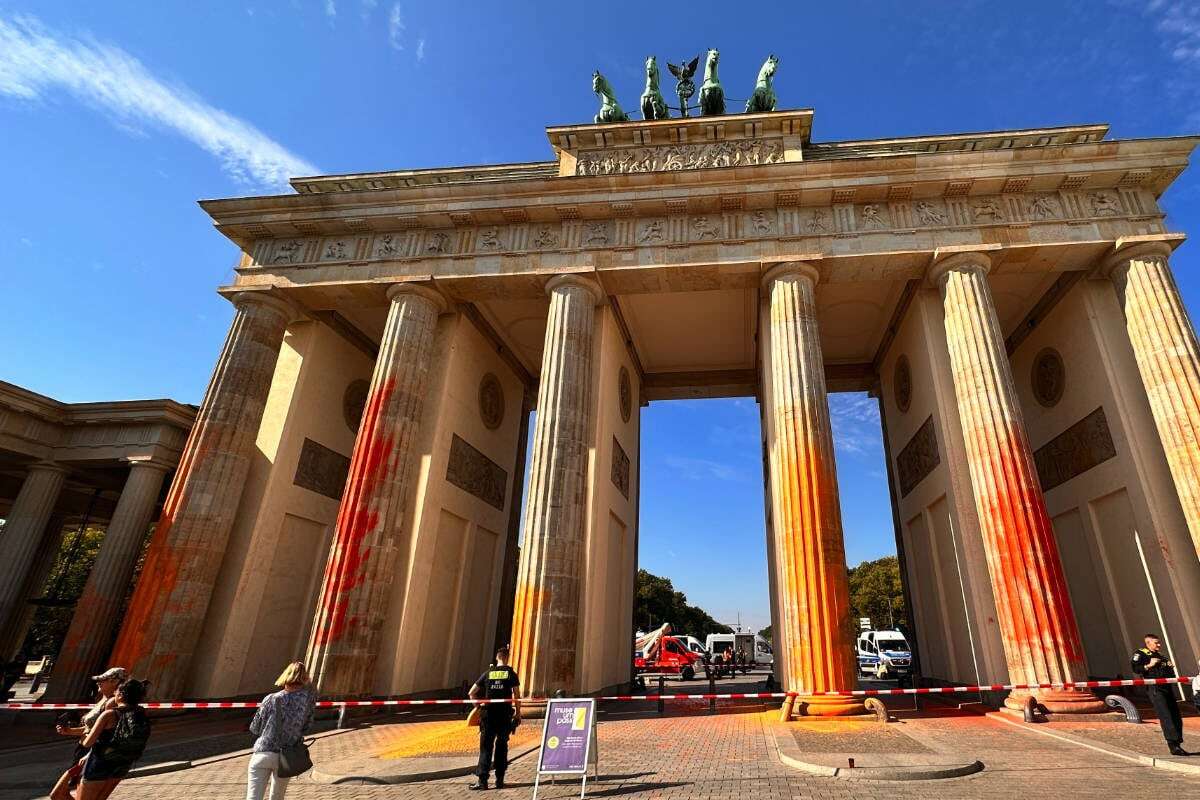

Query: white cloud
<box><xmin>664</xmin><ymin>455</ymin><xmax>745</xmax><ymax>482</ymax></box>
<box><xmin>387</xmin><ymin>3</ymin><xmax>404</xmax><ymax>50</ymax></box>
<box><xmin>324</xmin><ymin>0</ymin><xmax>337</xmax><ymax>18</ymax></box>
<box><xmin>0</xmin><ymin>14</ymin><xmax>318</xmax><ymax>190</ymax></box>
<box><xmin>828</xmin><ymin>393</ymin><xmax>882</xmax><ymax>457</ymax></box>
<box><xmin>1145</xmin><ymin>1</ymin><xmax>1200</xmax><ymax>63</ymax></box>
<box><xmin>416</xmin><ymin>37</ymin><xmax>425</xmax><ymax>61</ymax></box>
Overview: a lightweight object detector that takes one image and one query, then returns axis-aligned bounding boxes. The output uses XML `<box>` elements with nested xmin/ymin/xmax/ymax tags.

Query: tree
<box><xmin>634</xmin><ymin>569</ymin><xmax>731</xmax><ymax>637</ymax></box>
<box><xmin>847</xmin><ymin>556</ymin><xmax>907</xmax><ymax>633</ymax></box>
<box><xmin>758</xmin><ymin>624</ymin><xmax>772</xmax><ymax>641</ymax></box>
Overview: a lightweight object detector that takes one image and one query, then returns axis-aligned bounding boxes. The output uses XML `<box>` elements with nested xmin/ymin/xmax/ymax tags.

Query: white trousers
<box><xmin>246</xmin><ymin>752</ymin><xmax>291</xmax><ymax>800</ymax></box>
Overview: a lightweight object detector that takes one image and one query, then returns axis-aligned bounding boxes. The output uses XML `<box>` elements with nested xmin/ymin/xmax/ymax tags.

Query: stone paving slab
<box><xmin>773</xmin><ymin>716</ymin><xmax>982</xmax><ymax>780</ymax></box>
<box><xmin>7</xmin><ymin>705</ymin><xmax>1200</xmax><ymax>799</ymax></box>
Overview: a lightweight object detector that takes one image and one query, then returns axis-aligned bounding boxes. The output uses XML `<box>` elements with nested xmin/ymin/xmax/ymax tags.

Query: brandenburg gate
<box><xmin>81</xmin><ymin>103</ymin><xmax>1200</xmax><ymax>715</ymax></box>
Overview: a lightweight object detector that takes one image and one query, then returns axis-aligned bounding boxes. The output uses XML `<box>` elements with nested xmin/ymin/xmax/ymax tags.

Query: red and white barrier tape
<box><xmin>3</xmin><ymin>676</ymin><xmax>1191</xmax><ymax>711</ymax></box>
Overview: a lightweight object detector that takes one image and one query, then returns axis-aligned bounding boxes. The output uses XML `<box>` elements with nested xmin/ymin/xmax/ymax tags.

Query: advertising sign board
<box><xmin>534</xmin><ymin>698</ymin><xmax>597</xmax><ymax>798</ymax></box>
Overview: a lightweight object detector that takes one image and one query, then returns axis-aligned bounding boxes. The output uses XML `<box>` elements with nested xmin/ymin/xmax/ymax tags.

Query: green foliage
<box><xmin>847</xmin><ymin>556</ymin><xmax>907</xmax><ymax>633</ymax></box>
<box><xmin>22</xmin><ymin>524</ymin><xmax>106</xmax><ymax>658</ymax></box>
<box><xmin>758</xmin><ymin>624</ymin><xmax>772</xmax><ymax>641</ymax></box>
<box><xmin>634</xmin><ymin>569</ymin><xmax>731</xmax><ymax>638</ymax></box>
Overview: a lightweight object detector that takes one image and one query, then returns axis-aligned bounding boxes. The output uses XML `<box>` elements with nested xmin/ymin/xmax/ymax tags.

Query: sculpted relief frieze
<box><xmin>254</xmin><ymin>187</ymin><xmax>1156</xmax><ymax>268</ymax></box>
<box><xmin>575</xmin><ymin>139</ymin><xmax>785</xmax><ymax>176</ymax></box>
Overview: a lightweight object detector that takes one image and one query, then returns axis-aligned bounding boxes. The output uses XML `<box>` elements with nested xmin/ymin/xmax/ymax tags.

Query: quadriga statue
<box><xmin>698</xmin><ymin>48</ymin><xmax>725</xmax><ymax>116</ymax></box>
<box><xmin>745</xmin><ymin>54</ymin><xmax>779</xmax><ymax>113</ymax></box>
<box><xmin>640</xmin><ymin>56</ymin><xmax>670</xmax><ymax>120</ymax></box>
<box><xmin>592</xmin><ymin>70</ymin><xmax>629</xmax><ymax>124</ymax></box>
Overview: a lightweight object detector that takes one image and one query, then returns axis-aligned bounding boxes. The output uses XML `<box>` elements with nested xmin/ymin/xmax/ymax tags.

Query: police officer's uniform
<box><xmin>472</xmin><ymin>663</ymin><xmax>520</xmax><ymax>788</ymax></box>
<box><xmin>1131</xmin><ymin>646</ymin><xmax>1185</xmax><ymax>753</ymax></box>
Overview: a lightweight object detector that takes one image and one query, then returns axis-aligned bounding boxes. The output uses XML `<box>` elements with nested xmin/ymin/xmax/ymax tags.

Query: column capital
<box><xmin>761</xmin><ymin>261</ymin><xmax>819</xmax><ymax>292</ymax></box>
<box><xmin>386</xmin><ymin>281</ymin><xmax>449</xmax><ymax>313</ymax></box>
<box><xmin>545</xmin><ymin>274</ymin><xmax>604</xmax><ymax>305</ymax></box>
<box><xmin>229</xmin><ymin>290</ymin><xmax>301</xmax><ymax>322</ymax></box>
<box><xmin>123</xmin><ymin>457</ymin><xmax>173</xmax><ymax>474</ymax></box>
<box><xmin>927</xmin><ymin>251</ymin><xmax>992</xmax><ymax>288</ymax></box>
<box><xmin>27</xmin><ymin>461</ymin><xmax>68</xmax><ymax>476</ymax></box>
<box><xmin>1099</xmin><ymin>240</ymin><xmax>1173</xmax><ymax>281</ymax></box>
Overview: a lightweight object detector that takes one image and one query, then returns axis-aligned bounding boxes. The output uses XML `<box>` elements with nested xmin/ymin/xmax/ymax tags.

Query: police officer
<box><xmin>468</xmin><ymin>645</ymin><xmax>521</xmax><ymax>790</ymax></box>
<box><xmin>1131</xmin><ymin>633</ymin><xmax>1189</xmax><ymax>756</ymax></box>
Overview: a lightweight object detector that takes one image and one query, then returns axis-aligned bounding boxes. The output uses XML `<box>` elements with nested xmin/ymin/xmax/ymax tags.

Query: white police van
<box><xmin>856</xmin><ymin>630</ymin><xmax>912</xmax><ymax>679</ymax></box>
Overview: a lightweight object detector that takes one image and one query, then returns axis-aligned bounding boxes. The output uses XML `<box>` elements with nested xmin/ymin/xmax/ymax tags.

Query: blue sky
<box><xmin>3</xmin><ymin>1</ymin><xmax>1200</xmax><ymax>634</ymax></box>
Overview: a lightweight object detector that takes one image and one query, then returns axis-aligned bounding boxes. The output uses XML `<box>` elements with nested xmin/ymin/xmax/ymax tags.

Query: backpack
<box><xmin>96</xmin><ymin>708</ymin><xmax>152</xmax><ymax>770</ymax></box>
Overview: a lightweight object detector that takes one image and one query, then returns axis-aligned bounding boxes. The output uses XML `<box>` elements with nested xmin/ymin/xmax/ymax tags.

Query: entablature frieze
<box><xmin>238</xmin><ymin>186</ymin><xmax>1168</xmax><ymax>285</ymax></box>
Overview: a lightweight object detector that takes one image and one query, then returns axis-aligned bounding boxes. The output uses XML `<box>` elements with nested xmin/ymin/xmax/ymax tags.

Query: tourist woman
<box><xmin>57</xmin><ymin>678</ymin><xmax>152</xmax><ymax>800</ymax></box>
<box><xmin>246</xmin><ymin>661</ymin><xmax>316</xmax><ymax>800</ymax></box>
<box><xmin>48</xmin><ymin>667</ymin><xmax>126</xmax><ymax>800</ymax></box>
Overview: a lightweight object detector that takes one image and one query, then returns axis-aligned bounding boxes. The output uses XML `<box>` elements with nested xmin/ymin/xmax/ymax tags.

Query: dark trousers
<box><xmin>477</xmin><ymin>715</ymin><xmax>511</xmax><ymax>783</ymax></box>
<box><xmin>1147</xmin><ymin>686</ymin><xmax>1183</xmax><ymax>746</ymax></box>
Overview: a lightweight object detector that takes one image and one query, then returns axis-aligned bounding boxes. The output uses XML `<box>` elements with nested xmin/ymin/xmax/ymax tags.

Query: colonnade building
<box><xmin>7</xmin><ymin>108</ymin><xmax>1200</xmax><ymax>715</ymax></box>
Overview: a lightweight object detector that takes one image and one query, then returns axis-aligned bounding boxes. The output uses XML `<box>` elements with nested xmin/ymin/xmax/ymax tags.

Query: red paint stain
<box><xmin>312</xmin><ymin>378</ymin><xmax>397</xmax><ymax>647</ymax></box>
<box><xmin>111</xmin><ymin>509</ymin><xmax>183</xmax><ymax>673</ymax></box>
<box><xmin>973</xmin><ymin>420</ymin><xmax>1087</xmax><ymax>679</ymax></box>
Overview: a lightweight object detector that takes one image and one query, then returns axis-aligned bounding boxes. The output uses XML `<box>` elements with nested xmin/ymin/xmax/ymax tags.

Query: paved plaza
<box><xmin>4</xmin><ymin>698</ymin><xmax>1200</xmax><ymax>800</ymax></box>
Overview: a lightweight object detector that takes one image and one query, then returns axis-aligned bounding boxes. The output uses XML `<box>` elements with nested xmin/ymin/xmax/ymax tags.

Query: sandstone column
<box><xmin>1103</xmin><ymin>242</ymin><xmax>1200</xmax><ymax>561</ymax></box>
<box><xmin>4</xmin><ymin>514</ymin><xmax>67</xmax><ymax>662</ymax></box>
<box><xmin>763</xmin><ymin>262</ymin><xmax>862</xmax><ymax>717</ymax></box>
<box><xmin>932</xmin><ymin>252</ymin><xmax>1103</xmax><ymax>713</ymax></box>
<box><xmin>306</xmin><ymin>284</ymin><xmax>445</xmax><ymax>697</ymax></box>
<box><xmin>0</xmin><ymin>463</ymin><xmax>67</xmax><ymax>660</ymax></box>
<box><xmin>110</xmin><ymin>292</ymin><xmax>294</xmax><ymax>699</ymax></box>
<box><xmin>510</xmin><ymin>275</ymin><xmax>602</xmax><ymax>698</ymax></box>
<box><xmin>48</xmin><ymin>459</ymin><xmax>170</xmax><ymax>701</ymax></box>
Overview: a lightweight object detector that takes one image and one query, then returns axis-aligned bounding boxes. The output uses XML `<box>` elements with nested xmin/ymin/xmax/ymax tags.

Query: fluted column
<box><xmin>762</xmin><ymin>263</ymin><xmax>862</xmax><ymax>717</ymax></box>
<box><xmin>306</xmin><ymin>284</ymin><xmax>445</xmax><ymax>697</ymax></box>
<box><xmin>932</xmin><ymin>252</ymin><xmax>1103</xmax><ymax>713</ymax></box>
<box><xmin>4</xmin><ymin>514</ymin><xmax>67</xmax><ymax>662</ymax></box>
<box><xmin>1103</xmin><ymin>242</ymin><xmax>1200</xmax><ymax>561</ymax></box>
<box><xmin>110</xmin><ymin>292</ymin><xmax>294</xmax><ymax>699</ymax></box>
<box><xmin>510</xmin><ymin>275</ymin><xmax>602</xmax><ymax>698</ymax></box>
<box><xmin>0</xmin><ymin>463</ymin><xmax>67</xmax><ymax>660</ymax></box>
<box><xmin>48</xmin><ymin>460</ymin><xmax>170</xmax><ymax>701</ymax></box>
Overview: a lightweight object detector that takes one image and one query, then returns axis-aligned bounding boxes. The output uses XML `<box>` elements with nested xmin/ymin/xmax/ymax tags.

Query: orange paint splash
<box><xmin>312</xmin><ymin>377</ymin><xmax>397</xmax><ymax>647</ymax></box>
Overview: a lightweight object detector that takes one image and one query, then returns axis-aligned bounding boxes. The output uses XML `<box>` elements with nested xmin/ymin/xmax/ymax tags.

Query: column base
<box><xmin>786</xmin><ymin>694</ymin><xmax>867</xmax><ymax>718</ymax></box>
<box><xmin>1006</xmin><ymin>688</ymin><xmax>1106</xmax><ymax>714</ymax></box>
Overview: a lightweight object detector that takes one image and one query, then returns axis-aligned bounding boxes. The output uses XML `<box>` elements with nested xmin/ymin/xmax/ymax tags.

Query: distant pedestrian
<box><xmin>1131</xmin><ymin>634</ymin><xmax>1189</xmax><ymax>756</ymax></box>
<box><xmin>49</xmin><ymin>667</ymin><xmax>125</xmax><ymax>799</ymax></box>
<box><xmin>469</xmin><ymin>645</ymin><xmax>521</xmax><ymax>791</ymax></box>
<box><xmin>737</xmin><ymin>647</ymin><xmax>747</xmax><ymax>672</ymax></box>
<box><xmin>247</xmin><ymin>662</ymin><xmax>316</xmax><ymax>800</ymax></box>
<box><xmin>1192</xmin><ymin>660</ymin><xmax>1200</xmax><ymax>715</ymax></box>
<box><xmin>59</xmin><ymin>678</ymin><xmax>152</xmax><ymax>800</ymax></box>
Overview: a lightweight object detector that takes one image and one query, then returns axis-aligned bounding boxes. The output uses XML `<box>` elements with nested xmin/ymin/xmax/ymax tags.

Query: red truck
<box><xmin>633</xmin><ymin>625</ymin><xmax>704</xmax><ymax>681</ymax></box>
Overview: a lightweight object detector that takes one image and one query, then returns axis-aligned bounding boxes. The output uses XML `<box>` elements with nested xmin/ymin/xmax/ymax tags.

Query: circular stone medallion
<box><xmin>894</xmin><ymin>355</ymin><xmax>912</xmax><ymax>414</ymax></box>
<box><xmin>479</xmin><ymin>373</ymin><xmax>505</xmax><ymax>430</ymax></box>
<box><xmin>1032</xmin><ymin>348</ymin><xmax>1066</xmax><ymax>408</ymax></box>
<box><xmin>619</xmin><ymin>366</ymin><xmax>632</xmax><ymax>423</ymax></box>
<box><xmin>343</xmin><ymin>379</ymin><xmax>370</xmax><ymax>433</ymax></box>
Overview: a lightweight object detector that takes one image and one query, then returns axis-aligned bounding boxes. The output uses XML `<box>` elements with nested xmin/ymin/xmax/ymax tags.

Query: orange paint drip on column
<box><xmin>305</xmin><ymin>285</ymin><xmax>444</xmax><ymax>698</ymax></box>
<box><xmin>312</xmin><ymin>378</ymin><xmax>396</xmax><ymax>648</ymax></box>
<box><xmin>933</xmin><ymin>254</ymin><xmax>1101</xmax><ymax>713</ymax></box>
<box><xmin>763</xmin><ymin>263</ymin><xmax>862</xmax><ymax>718</ymax></box>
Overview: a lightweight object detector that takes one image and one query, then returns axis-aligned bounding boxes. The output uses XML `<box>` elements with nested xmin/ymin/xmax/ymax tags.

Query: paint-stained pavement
<box><xmin>5</xmin><ymin>703</ymin><xmax>1200</xmax><ymax>800</ymax></box>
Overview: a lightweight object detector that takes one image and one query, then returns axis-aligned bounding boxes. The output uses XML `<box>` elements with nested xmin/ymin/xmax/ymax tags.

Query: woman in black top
<box><xmin>76</xmin><ymin>679</ymin><xmax>151</xmax><ymax>799</ymax></box>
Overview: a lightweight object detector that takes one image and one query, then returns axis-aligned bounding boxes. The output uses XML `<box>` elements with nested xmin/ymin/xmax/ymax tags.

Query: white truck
<box><xmin>856</xmin><ymin>629</ymin><xmax>912</xmax><ymax>679</ymax></box>
<box><xmin>705</xmin><ymin>633</ymin><xmax>773</xmax><ymax>666</ymax></box>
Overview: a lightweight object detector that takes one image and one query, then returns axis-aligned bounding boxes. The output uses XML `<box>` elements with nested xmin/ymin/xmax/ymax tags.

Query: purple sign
<box><xmin>537</xmin><ymin>699</ymin><xmax>595</xmax><ymax>774</ymax></box>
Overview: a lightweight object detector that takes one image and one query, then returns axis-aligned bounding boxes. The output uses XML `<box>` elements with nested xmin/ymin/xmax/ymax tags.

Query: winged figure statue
<box><xmin>667</xmin><ymin>56</ymin><xmax>700</xmax><ymax>117</ymax></box>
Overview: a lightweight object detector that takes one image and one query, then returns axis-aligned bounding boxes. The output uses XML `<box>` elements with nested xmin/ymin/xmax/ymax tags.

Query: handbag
<box><xmin>466</xmin><ymin>705</ymin><xmax>482</xmax><ymax>727</ymax></box>
<box><xmin>277</xmin><ymin>738</ymin><xmax>313</xmax><ymax>778</ymax></box>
